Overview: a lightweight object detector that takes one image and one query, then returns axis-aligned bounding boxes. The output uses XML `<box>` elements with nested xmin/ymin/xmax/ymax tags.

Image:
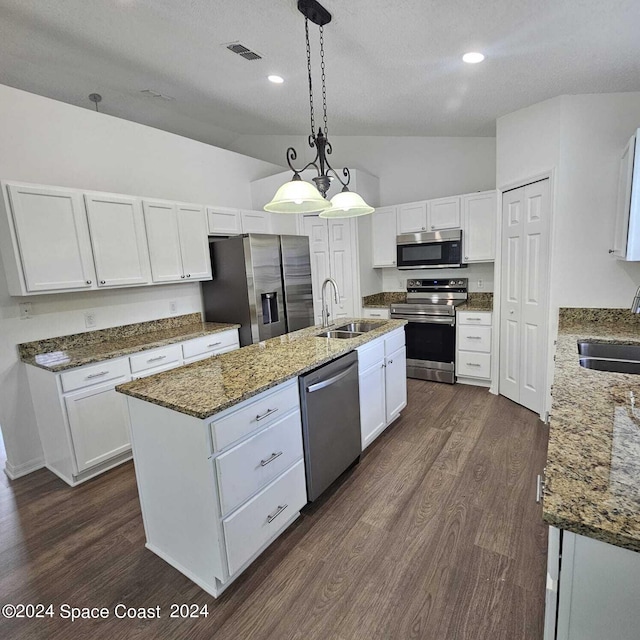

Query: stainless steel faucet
<box><xmin>321</xmin><ymin>277</ymin><xmax>340</xmax><ymax>328</ymax></box>
<box><xmin>632</xmin><ymin>286</ymin><xmax>640</xmax><ymax>313</ymax></box>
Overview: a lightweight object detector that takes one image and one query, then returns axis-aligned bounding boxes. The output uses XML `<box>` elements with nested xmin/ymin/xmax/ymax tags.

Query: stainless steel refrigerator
<box><xmin>202</xmin><ymin>234</ymin><xmax>315</xmax><ymax>346</ymax></box>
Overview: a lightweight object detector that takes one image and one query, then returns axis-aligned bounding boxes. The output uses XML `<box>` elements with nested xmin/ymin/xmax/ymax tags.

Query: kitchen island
<box><xmin>116</xmin><ymin>319</ymin><xmax>407</xmax><ymax>597</ymax></box>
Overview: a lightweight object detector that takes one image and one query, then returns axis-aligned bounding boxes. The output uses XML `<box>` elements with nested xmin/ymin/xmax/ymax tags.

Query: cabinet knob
<box><xmin>465</xmin><ymin>256</ymin><xmax>469</xmax><ymax>260</ymax></box>
<box><xmin>86</xmin><ymin>280</ymin><xmax>92</xmax><ymax>285</ymax></box>
<box><xmin>422</xmin><ymin>226</ymin><xmax>426</xmax><ymax>231</ymax></box>
<box><xmin>431</xmin><ymin>225</ymin><xmax>435</xmax><ymax>230</ymax></box>
<box><xmin>186</xmin><ymin>274</ymin><xmax>191</xmax><ymax>278</ymax></box>
<box><xmin>608</xmin><ymin>249</ymin><xmax>615</xmax><ymax>254</ymax></box>
<box><xmin>100</xmin><ymin>280</ymin><xmax>105</xmax><ymax>285</ymax></box>
<box><xmin>181</xmin><ymin>275</ymin><xmax>185</xmax><ymax>279</ymax></box>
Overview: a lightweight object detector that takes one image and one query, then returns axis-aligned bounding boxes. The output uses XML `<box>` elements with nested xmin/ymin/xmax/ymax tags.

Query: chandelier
<box><xmin>264</xmin><ymin>0</ymin><xmax>374</xmax><ymax>218</ymax></box>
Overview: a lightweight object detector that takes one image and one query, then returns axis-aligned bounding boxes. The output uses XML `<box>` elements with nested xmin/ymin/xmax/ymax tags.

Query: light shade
<box><xmin>264</xmin><ymin>179</ymin><xmax>331</xmax><ymax>214</ymax></box>
<box><xmin>319</xmin><ymin>190</ymin><xmax>375</xmax><ymax>218</ymax></box>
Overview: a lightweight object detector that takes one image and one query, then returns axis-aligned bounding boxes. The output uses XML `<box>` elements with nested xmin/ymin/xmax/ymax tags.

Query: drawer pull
<box><xmin>260</xmin><ymin>451</ymin><xmax>283</xmax><ymax>467</ymax></box>
<box><xmin>466</xmin><ymin>362</ymin><xmax>481</xmax><ymax>367</ymax></box>
<box><xmin>86</xmin><ymin>370</ymin><xmax>109</xmax><ymax>379</ymax></box>
<box><xmin>467</xmin><ymin>336</ymin><xmax>482</xmax><ymax>340</ymax></box>
<box><xmin>256</xmin><ymin>407</ymin><xmax>278</xmax><ymax>422</ymax></box>
<box><xmin>147</xmin><ymin>355</ymin><xmax>167</xmax><ymax>363</ymax></box>
<box><xmin>369</xmin><ymin>313</ymin><xmax>381</xmax><ymax>317</ymax></box>
<box><xmin>467</xmin><ymin>317</ymin><xmax>481</xmax><ymax>321</ymax></box>
<box><xmin>266</xmin><ymin>504</ymin><xmax>288</xmax><ymax>524</ymax></box>
<box><xmin>207</xmin><ymin>341</ymin><xmax>222</xmax><ymax>348</ymax></box>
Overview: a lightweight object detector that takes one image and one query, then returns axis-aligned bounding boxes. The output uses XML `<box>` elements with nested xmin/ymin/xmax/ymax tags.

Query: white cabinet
<box><xmin>207</xmin><ymin>206</ymin><xmax>242</xmax><ymax>236</ymax></box>
<box><xmin>372</xmin><ymin>206</ymin><xmax>398</xmax><ymax>267</ymax></box>
<box><xmin>385</xmin><ymin>346</ymin><xmax>407</xmax><ymax>421</ymax></box>
<box><xmin>84</xmin><ymin>192</ymin><xmax>151</xmax><ymax>287</ymax></box>
<box><xmin>612</xmin><ymin>129</ymin><xmax>640</xmax><ymax>259</ymax></box>
<box><xmin>429</xmin><ymin>196</ymin><xmax>460</xmax><ymax>231</ymax></box>
<box><xmin>241</xmin><ymin>210</ymin><xmax>271</xmax><ymax>234</ymax></box>
<box><xmin>177</xmin><ymin>204</ymin><xmax>211</xmax><ymax>280</ymax></box>
<box><xmin>1</xmin><ymin>183</ymin><xmax>96</xmax><ymax>294</ymax></box>
<box><xmin>462</xmin><ymin>191</ymin><xmax>497</xmax><ymax>263</ymax></box>
<box><xmin>398</xmin><ymin>201</ymin><xmax>428</xmax><ymax>234</ymax></box>
<box><xmin>456</xmin><ymin>310</ymin><xmax>492</xmax><ymax>385</ymax></box>
<box><xmin>362</xmin><ymin>307</ymin><xmax>391</xmax><ymax>319</ymax></box>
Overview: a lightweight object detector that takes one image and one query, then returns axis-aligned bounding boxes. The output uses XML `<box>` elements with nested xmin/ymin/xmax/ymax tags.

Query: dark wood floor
<box><xmin>0</xmin><ymin>380</ymin><xmax>548</xmax><ymax>640</ymax></box>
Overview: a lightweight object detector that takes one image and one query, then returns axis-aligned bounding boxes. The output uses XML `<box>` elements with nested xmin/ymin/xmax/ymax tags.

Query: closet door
<box><xmin>302</xmin><ymin>215</ymin><xmax>331</xmax><ymax>325</ymax></box>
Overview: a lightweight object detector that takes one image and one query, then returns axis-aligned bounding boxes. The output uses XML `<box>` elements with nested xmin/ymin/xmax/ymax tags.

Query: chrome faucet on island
<box><xmin>321</xmin><ymin>277</ymin><xmax>340</xmax><ymax>329</ymax></box>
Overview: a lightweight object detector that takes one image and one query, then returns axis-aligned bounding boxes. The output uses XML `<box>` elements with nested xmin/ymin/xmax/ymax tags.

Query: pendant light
<box><xmin>264</xmin><ymin>0</ymin><xmax>374</xmax><ymax>218</ymax></box>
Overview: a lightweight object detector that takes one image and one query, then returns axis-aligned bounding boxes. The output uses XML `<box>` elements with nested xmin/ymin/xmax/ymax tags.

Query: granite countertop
<box><xmin>362</xmin><ymin>292</ymin><xmax>406</xmax><ymax>308</ymax></box>
<box><xmin>116</xmin><ymin>318</ymin><xmax>407</xmax><ymax>420</ymax></box>
<box><xmin>19</xmin><ymin>313</ymin><xmax>240</xmax><ymax>372</ymax></box>
<box><xmin>458</xmin><ymin>292</ymin><xmax>493</xmax><ymax>312</ymax></box>
<box><xmin>543</xmin><ymin>309</ymin><xmax>640</xmax><ymax>552</ymax></box>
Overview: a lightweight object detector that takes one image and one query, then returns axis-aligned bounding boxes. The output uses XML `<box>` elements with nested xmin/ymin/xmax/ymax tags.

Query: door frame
<box><xmin>490</xmin><ymin>169</ymin><xmax>557</xmax><ymax>422</ymax></box>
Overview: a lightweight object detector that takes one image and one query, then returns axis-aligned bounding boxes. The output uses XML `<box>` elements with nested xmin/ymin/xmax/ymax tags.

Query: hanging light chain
<box><xmin>319</xmin><ymin>24</ymin><xmax>328</xmax><ymax>136</ymax></box>
<box><xmin>305</xmin><ymin>18</ymin><xmax>315</xmax><ymax>138</ymax></box>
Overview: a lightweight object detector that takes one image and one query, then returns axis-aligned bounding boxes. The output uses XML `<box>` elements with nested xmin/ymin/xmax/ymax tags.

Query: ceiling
<box><xmin>1</xmin><ymin>0</ymin><xmax>639</xmax><ymax>147</ymax></box>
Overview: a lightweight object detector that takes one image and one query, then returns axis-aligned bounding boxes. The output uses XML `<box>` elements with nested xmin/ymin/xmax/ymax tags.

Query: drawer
<box><xmin>457</xmin><ymin>351</ymin><xmax>491</xmax><ymax>379</ymax></box>
<box><xmin>129</xmin><ymin>344</ymin><xmax>182</xmax><ymax>374</ymax></box>
<box><xmin>182</xmin><ymin>330</ymin><xmax>239</xmax><ymax>359</ymax></box>
<box><xmin>458</xmin><ymin>311</ymin><xmax>492</xmax><ymax>326</ymax></box>
<box><xmin>362</xmin><ymin>308</ymin><xmax>390</xmax><ymax>320</ymax></box>
<box><xmin>357</xmin><ymin>337</ymin><xmax>385</xmax><ymax>372</ymax></box>
<box><xmin>216</xmin><ymin>410</ymin><xmax>303</xmax><ymax>515</ymax></box>
<box><xmin>210</xmin><ymin>380</ymin><xmax>300</xmax><ymax>451</ymax></box>
<box><xmin>223</xmin><ymin>459</ymin><xmax>307</xmax><ymax>575</ymax></box>
<box><xmin>458</xmin><ymin>326</ymin><xmax>492</xmax><ymax>353</ymax></box>
<box><xmin>61</xmin><ymin>358</ymin><xmax>130</xmax><ymax>393</ymax></box>
<box><xmin>385</xmin><ymin>328</ymin><xmax>406</xmax><ymax>356</ymax></box>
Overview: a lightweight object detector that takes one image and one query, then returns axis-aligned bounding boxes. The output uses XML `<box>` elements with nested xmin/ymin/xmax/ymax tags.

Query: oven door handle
<box><xmin>391</xmin><ymin>314</ymin><xmax>455</xmax><ymax>326</ymax></box>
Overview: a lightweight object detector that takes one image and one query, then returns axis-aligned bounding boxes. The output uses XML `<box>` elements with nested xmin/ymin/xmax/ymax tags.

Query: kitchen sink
<box><xmin>335</xmin><ymin>322</ymin><xmax>382</xmax><ymax>333</ymax></box>
<box><xmin>317</xmin><ymin>330</ymin><xmax>362</xmax><ymax>339</ymax></box>
<box><xmin>577</xmin><ymin>341</ymin><xmax>640</xmax><ymax>374</ymax></box>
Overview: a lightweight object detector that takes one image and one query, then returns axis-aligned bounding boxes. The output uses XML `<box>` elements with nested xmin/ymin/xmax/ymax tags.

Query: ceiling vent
<box><xmin>225</xmin><ymin>42</ymin><xmax>263</xmax><ymax>61</ymax></box>
<box><xmin>140</xmin><ymin>89</ymin><xmax>175</xmax><ymax>101</ymax></box>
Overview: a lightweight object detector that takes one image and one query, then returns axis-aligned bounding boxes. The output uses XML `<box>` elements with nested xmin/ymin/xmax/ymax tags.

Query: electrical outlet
<box><xmin>477</xmin><ymin>279</ymin><xmax>484</xmax><ymax>289</ymax></box>
<box><xmin>169</xmin><ymin>300</ymin><xmax>178</xmax><ymax>315</ymax></box>
<box><xmin>84</xmin><ymin>311</ymin><xmax>97</xmax><ymax>328</ymax></box>
<box><xmin>19</xmin><ymin>302</ymin><xmax>33</xmax><ymax>320</ymax></box>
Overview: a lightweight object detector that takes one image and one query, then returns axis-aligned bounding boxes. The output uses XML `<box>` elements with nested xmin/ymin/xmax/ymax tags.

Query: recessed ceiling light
<box><xmin>268</xmin><ymin>75</ymin><xmax>284</xmax><ymax>84</ymax></box>
<box><xmin>462</xmin><ymin>52</ymin><xmax>485</xmax><ymax>64</ymax></box>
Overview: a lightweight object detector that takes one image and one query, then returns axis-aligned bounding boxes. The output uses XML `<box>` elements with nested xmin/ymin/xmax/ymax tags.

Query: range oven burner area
<box><xmin>391</xmin><ymin>279</ymin><xmax>468</xmax><ymax>384</ymax></box>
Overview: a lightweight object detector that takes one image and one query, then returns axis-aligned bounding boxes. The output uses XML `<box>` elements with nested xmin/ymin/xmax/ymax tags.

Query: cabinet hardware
<box><xmin>535</xmin><ymin>474</ymin><xmax>546</xmax><ymax>503</ymax></box>
<box><xmin>465</xmin><ymin>256</ymin><xmax>469</xmax><ymax>260</ymax></box>
<box><xmin>256</xmin><ymin>407</ymin><xmax>278</xmax><ymax>422</ymax></box>
<box><xmin>369</xmin><ymin>313</ymin><xmax>381</xmax><ymax>317</ymax></box>
<box><xmin>467</xmin><ymin>336</ymin><xmax>482</xmax><ymax>340</ymax></box>
<box><xmin>207</xmin><ymin>341</ymin><xmax>222</xmax><ymax>348</ymax></box>
<box><xmin>147</xmin><ymin>355</ymin><xmax>167</xmax><ymax>362</ymax></box>
<box><xmin>86</xmin><ymin>280</ymin><xmax>92</xmax><ymax>285</ymax></box>
<box><xmin>388</xmin><ymin>359</ymin><xmax>394</xmax><ymax>364</ymax></box>
<box><xmin>186</xmin><ymin>274</ymin><xmax>191</xmax><ymax>278</ymax></box>
<box><xmin>467</xmin><ymin>317</ymin><xmax>481</xmax><ymax>321</ymax></box>
<box><xmin>431</xmin><ymin>225</ymin><xmax>435</xmax><ymax>230</ymax></box>
<box><xmin>260</xmin><ymin>451</ymin><xmax>283</xmax><ymax>467</ymax></box>
<box><xmin>181</xmin><ymin>275</ymin><xmax>185</xmax><ymax>279</ymax></box>
<box><xmin>609</xmin><ymin>249</ymin><xmax>615</xmax><ymax>254</ymax></box>
<box><xmin>421</xmin><ymin>226</ymin><xmax>426</xmax><ymax>231</ymax></box>
<box><xmin>466</xmin><ymin>362</ymin><xmax>481</xmax><ymax>367</ymax></box>
<box><xmin>266</xmin><ymin>504</ymin><xmax>288</xmax><ymax>524</ymax></box>
<box><xmin>509</xmin><ymin>310</ymin><xmax>514</xmax><ymax>315</ymax></box>
<box><xmin>100</xmin><ymin>280</ymin><xmax>106</xmax><ymax>285</ymax></box>
<box><xmin>86</xmin><ymin>370</ymin><xmax>109</xmax><ymax>379</ymax></box>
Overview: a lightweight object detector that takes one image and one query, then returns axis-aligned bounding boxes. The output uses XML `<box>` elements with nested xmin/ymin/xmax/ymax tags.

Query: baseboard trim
<box><xmin>4</xmin><ymin>456</ymin><xmax>45</xmax><ymax>480</ymax></box>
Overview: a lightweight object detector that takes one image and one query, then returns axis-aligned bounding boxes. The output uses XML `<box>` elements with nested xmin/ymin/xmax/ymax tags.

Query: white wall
<box><xmin>0</xmin><ymin>84</ymin><xmax>282</xmax><ymax>476</ymax></box>
<box><xmin>232</xmin><ymin>135</ymin><xmax>496</xmax><ymax>206</ymax></box>
<box><xmin>382</xmin><ymin>263</ymin><xmax>495</xmax><ymax>292</ymax></box>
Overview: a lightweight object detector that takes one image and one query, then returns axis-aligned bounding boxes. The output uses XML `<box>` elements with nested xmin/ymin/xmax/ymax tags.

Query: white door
<box><xmin>64</xmin><ymin>381</ymin><xmax>132</xmax><ymax>472</ymax></box>
<box><xmin>385</xmin><ymin>346</ymin><xmax>407</xmax><ymax>421</ymax></box>
<box><xmin>462</xmin><ymin>191</ymin><xmax>497</xmax><ymax>263</ymax></box>
<box><xmin>499</xmin><ymin>179</ymin><xmax>550</xmax><ymax>414</ymax></box>
<box><xmin>177</xmin><ymin>204</ymin><xmax>211</xmax><ymax>280</ymax></box>
<box><xmin>328</xmin><ymin>218</ymin><xmax>355</xmax><ymax>320</ymax></box>
<box><xmin>302</xmin><ymin>215</ymin><xmax>331</xmax><ymax>325</ymax></box>
<box><xmin>429</xmin><ymin>196</ymin><xmax>460</xmax><ymax>231</ymax></box>
<box><xmin>398</xmin><ymin>202</ymin><xmax>428</xmax><ymax>233</ymax></box>
<box><xmin>143</xmin><ymin>200</ymin><xmax>183</xmax><ymax>283</ymax></box>
<box><xmin>359</xmin><ymin>361</ymin><xmax>387</xmax><ymax>449</ymax></box>
<box><xmin>241</xmin><ymin>210</ymin><xmax>271</xmax><ymax>234</ymax></box>
<box><xmin>84</xmin><ymin>193</ymin><xmax>151</xmax><ymax>287</ymax></box>
<box><xmin>372</xmin><ymin>206</ymin><xmax>397</xmax><ymax>267</ymax></box>
<box><xmin>7</xmin><ymin>184</ymin><xmax>96</xmax><ymax>292</ymax></box>
<box><xmin>207</xmin><ymin>206</ymin><xmax>242</xmax><ymax>235</ymax></box>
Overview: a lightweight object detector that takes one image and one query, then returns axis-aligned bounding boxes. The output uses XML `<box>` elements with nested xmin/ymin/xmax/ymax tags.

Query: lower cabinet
<box><xmin>456</xmin><ymin>310</ymin><xmax>493</xmax><ymax>386</ymax></box>
<box><xmin>357</xmin><ymin>328</ymin><xmax>408</xmax><ymax>449</ymax></box>
<box><xmin>362</xmin><ymin>307</ymin><xmax>391</xmax><ymax>320</ymax></box>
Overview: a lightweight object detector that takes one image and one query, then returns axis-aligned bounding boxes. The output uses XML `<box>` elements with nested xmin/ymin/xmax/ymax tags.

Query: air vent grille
<box><xmin>226</xmin><ymin>42</ymin><xmax>263</xmax><ymax>61</ymax></box>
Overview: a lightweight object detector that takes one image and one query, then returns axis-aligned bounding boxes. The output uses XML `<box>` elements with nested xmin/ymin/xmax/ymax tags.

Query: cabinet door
<box><xmin>84</xmin><ymin>193</ymin><xmax>151</xmax><ymax>287</ymax></box>
<box><xmin>372</xmin><ymin>206</ymin><xmax>398</xmax><ymax>267</ymax></box>
<box><xmin>385</xmin><ymin>346</ymin><xmax>407</xmax><ymax>422</ymax></box>
<box><xmin>7</xmin><ymin>184</ymin><xmax>96</xmax><ymax>292</ymax></box>
<box><xmin>64</xmin><ymin>380</ymin><xmax>132</xmax><ymax>472</ymax></box>
<box><xmin>207</xmin><ymin>206</ymin><xmax>242</xmax><ymax>235</ymax></box>
<box><xmin>177</xmin><ymin>204</ymin><xmax>212</xmax><ymax>280</ymax></box>
<box><xmin>612</xmin><ymin>134</ymin><xmax>636</xmax><ymax>258</ymax></box>
<box><xmin>143</xmin><ymin>200</ymin><xmax>183</xmax><ymax>283</ymax></box>
<box><xmin>398</xmin><ymin>202</ymin><xmax>428</xmax><ymax>233</ymax></box>
<box><xmin>359</xmin><ymin>361</ymin><xmax>387</xmax><ymax>449</ymax></box>
<box><xmin>463</xmin><ymin>191</ymin><xmax>497</xmax><ymax>263</ymax></box>
<box><xmin>429</xmin><ymin>196</ymin><xmax>460</xmax><ymax>231</ymax></box>
<box><xmin>241</xmin><ymin>210</ymin><xmax>272</xmax><ymax>234</ymax></box>
<box><xmin>328</xmin><ymin>218</ymin><xmax>355</xmax><ymax>320</ymax></box>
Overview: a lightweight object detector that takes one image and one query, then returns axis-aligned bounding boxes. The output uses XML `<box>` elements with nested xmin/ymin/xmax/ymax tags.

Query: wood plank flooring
<box><xmin>0</xmin><ymin>380</ymin><xmax>549</xmax><ymax>640</ymax></box>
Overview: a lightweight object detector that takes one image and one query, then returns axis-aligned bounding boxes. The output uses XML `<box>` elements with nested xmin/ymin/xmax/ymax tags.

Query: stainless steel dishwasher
<box><xmin>299</xmin><ymin>351</ymin><xmax>361</xmax><ymax>501</ymax></box>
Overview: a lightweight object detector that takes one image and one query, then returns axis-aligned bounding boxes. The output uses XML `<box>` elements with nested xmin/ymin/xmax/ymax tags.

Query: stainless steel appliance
<box><xmin>396</xmin><ymin>229</ymin><xmax>466</xmax><ymax>269</ymax></box>
<box><xmin>391</xmin><ymin>278</ymin><xmax>468</xmax><ymax>384</ymax></box>
<box><xmin>299</xmin><ymin>351</ymin><xmax>361</xmax><ymax>501</ymax></box>
<box><xmin>202</xmin><ymin>234</ymin><xmax>314</xmax><ymax>346</ymax></box>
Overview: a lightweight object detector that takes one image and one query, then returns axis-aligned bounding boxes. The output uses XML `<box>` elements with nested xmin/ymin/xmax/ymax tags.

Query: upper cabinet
<box><xmin>372</xmin><ymin>206</ymin><xmax>398</xmax><ymax>267</ymax></box>
<box><xmin>144</xmin><ymin>200</ymin><xmax>212</xmax><ymax>283</ymax></box>
<box><xmin>84</xmin><ymin>192</ymin><xmax>151</xmax><ymax>287</ymax></box>
<box><xmin>429</xmin><ymin>196</ymin><xmax>460</xmax><ymax>231</ymax></box>
<box><xmin>241</xmin><ymin>210</ymin><xmax>271</xmax><ymax>234</ymax></box>
<box><xmin>462</xmin><ymin>191</ymin><xmax>497</xmax><ymax>263</ymax></box>
<box><xmin>397</xmin><ymin>201</ymin><xmax>428</xmax><ymax>234</ymax></box>
<box><xmin>207</xmin><ymin>206</ymin><xmax>242</xmax><ymax>236</ymax></box>
<box><xmin>3</xmin><ymin>184</ymin><xmax>96</xmax><ymax>293</ymax></box>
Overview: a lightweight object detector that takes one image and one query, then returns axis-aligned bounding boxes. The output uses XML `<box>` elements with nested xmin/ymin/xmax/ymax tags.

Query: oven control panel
<box><xmin>406</xmin><ymin>278</ymin><xmax>468</xmax><ymax>291</ymax></box>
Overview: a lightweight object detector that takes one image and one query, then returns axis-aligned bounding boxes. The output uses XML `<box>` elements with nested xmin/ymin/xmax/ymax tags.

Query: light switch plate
<box><xmin>19</xmin><ymin>302</ymin><xmax>33</xmax><ymax>320</ymax></box>
<box><xmin>84</xmin><ymin>311</ymin><xmax>97</xmax><ymax>328</ymax></box>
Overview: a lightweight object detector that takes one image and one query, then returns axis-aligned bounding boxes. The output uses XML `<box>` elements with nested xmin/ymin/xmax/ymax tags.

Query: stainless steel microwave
<box><xmin>396</xmin><ymin>229</ymin><xmax>466</xmax><ymax>270</ymax></box>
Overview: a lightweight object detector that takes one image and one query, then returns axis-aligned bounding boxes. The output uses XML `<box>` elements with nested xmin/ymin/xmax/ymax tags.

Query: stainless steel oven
<box><xmin>396</xmin><ymin>229</ymin><xmax>465</xmax><ymax>270</ymax></box>
<box><xmin>391</xmin><ymin>279</ymin><xmax>467</xmax><ymax>384</ymax></box>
